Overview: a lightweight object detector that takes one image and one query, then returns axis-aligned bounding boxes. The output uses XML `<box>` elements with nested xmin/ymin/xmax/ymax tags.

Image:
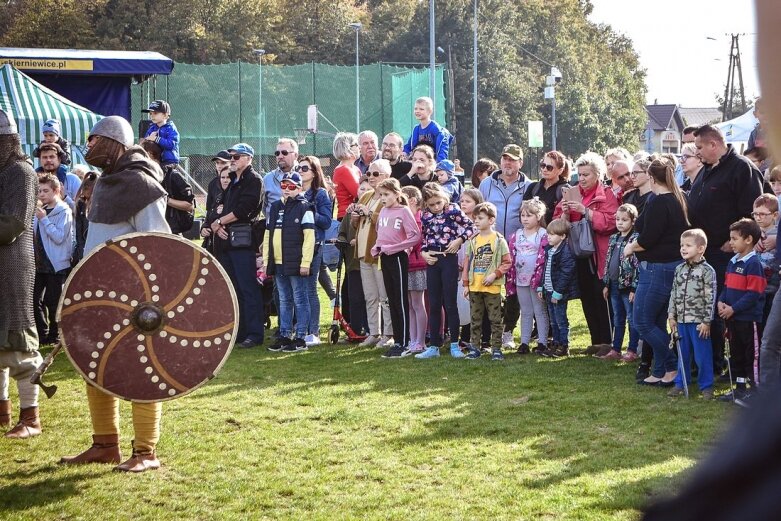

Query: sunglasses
<box><xmin>294</xmin><ymin>165</ymin><xmax>311</xmax><ymax>173</ymax></box>
<box><xmin>366</xmin><ymin>171</ymin><xmax>383</xmax><ymax>177</ymax></box>
<box><xmin>281</xmin><ymin>182</ymin><xmax>299</xmax><ymax>190</ymax></box>
<box><xmin>539</xmin><ymin>162</ymin><xmax>555</xmax><ymax>172</ymax></box>
<box><xmin>231</xmin><ymin>154</ymin><xmax>246</xmax><ymax>160</ymax></box>
<box><xmin>275</xmin><ymin>150</ymin><xmax>292</xmax><ymax>156</ymax></box>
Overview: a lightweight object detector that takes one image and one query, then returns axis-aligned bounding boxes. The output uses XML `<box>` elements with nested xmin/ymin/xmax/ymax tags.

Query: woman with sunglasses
<box><xmin>297</xmin><ymin>156</ymin><xmax>334</xmax><ymax>346</ymax></box>
<box><xmin>523</xmin><ymin>150</ymin><xmax>570</xmax><ymax>224</ymax></box>
<box><xmin>622</xmin><ymin>157</ymin><xmax>653</xmax><ymax>215</ymax></box>
<box><xmin>332</xmin><ymin>133</ymin><xmax>361</xmax><ymax>220</ymax></box>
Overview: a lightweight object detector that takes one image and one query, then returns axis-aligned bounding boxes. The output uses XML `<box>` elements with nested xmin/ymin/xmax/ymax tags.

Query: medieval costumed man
<box><xmin>59</xmin><ymin>116</ymin><xmax>171</xmax><ymax>472</ymax></box>
<box><xmin>0</xmin><ymin>109</ymin><xmax>44</xmax><ymax>439</ymax></box>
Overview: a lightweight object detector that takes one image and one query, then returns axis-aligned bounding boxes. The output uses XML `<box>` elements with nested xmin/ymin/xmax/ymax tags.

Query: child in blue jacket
<box><xmin>142</xmin><ymin>100</ymin><xmax>180</xmax><ymax>166</ymax></box>
<box><xmin>403</xmin><ymin>96</ymin><xmax>451</xmax><ymax>162</ymax></box>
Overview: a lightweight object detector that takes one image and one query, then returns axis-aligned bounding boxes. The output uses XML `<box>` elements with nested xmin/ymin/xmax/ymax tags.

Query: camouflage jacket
<box><xmin>668</xmin><ymin>258</ymin><xmax>717</xmax><ymax>324</ymax></box>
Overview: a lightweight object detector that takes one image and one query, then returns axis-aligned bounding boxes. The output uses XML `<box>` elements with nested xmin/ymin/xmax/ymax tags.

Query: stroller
<box><xmin>328</xmin><ymin>239</ymin><xmax>367</xmax><ymax>344</ymax></box>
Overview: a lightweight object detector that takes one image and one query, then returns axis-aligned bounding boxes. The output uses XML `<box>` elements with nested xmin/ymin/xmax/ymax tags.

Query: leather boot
<box><xmin>114</xmin><ymin>441</ymin><xmax>161</xmax><ymax>473</ymax></box>
<box><xmin>59</xmin><ymin>434</ymin><xmax>121</xmax><ymax>465</ymax></box>
<box><xmin>0</xmin><ymin>400</ymin><xmax>10</xmax><ymax>429</ymax></box>
<box><xmin>4</xmin><ymin>406</ymin><xmax>41</xmax><ymax>439</ymax></box>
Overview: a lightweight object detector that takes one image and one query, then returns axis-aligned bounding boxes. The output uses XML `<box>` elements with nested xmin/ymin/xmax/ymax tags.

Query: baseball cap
<box><xmin>142</xmin><ymin>100</ymin><xmax>171</xmax><ymax>114</ymax></box>
<box><xmin>435</xmin><ymin>159</ymin><xmax>455</xmax><ymax>174</ymax></box>
<box><xmin>228</xmin><ymin>143</ymin><xmax>255</xmax><ymax>157</ymax></box>
<box><xmin>42</xmin><ymin>118</ymin><xmax>61</xmax><ymax>136</ymax></box>
<box><xmin>211</xmin><ymin>150</ymin><xmax>232</xmax><ymax>162</ymax></box>
<box><xmin>281</xmin><ymin>172</ymin><xmax>303</xmax><ymax>187</ymax></box>
<box><xmin>501</xmin><ymin>144</ymin><xmax>523</xmax><ymax>161</ymax></box>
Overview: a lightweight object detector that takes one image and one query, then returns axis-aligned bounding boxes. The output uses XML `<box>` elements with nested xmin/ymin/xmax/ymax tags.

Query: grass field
<box><xmin>0</xmin><ymin>299</ymin><xmax>732</xmax><ymax>520</ymax></box>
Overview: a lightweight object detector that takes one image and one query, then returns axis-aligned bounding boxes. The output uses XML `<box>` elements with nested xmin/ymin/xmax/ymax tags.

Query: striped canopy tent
<box><xmin>0</xmin><ymin>63</ymin><xmax>102</xmax><ymax>164</ymax></box>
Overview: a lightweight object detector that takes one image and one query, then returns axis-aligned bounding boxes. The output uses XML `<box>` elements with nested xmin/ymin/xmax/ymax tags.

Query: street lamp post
<box><xmin>252</xmin><ymin>49</ymin><xmax>266</xmax><ymax>160</ymax></box>
<box><xmin>349</xmin><ymin>22</ymin><xmax>362</xmax><ymax>133</ymax></box>
<box><xmin>429</xmin><ymin>0</ymin><xmax>436</xmax><ymax>106</ymax></box>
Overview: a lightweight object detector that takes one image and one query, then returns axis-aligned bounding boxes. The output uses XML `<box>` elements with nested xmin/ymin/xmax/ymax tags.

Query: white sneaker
<box><xmin>376</xmin><ymin>335</ymin><xmax>394</xmax><ymax>348</ymax></box>
<box><xmin>359</xmin><ymin>335</ymin><xmax>379</xmax><ymax>347</ymax></box>
<box><xmin>304</xmin><ymin>334</ymin><xmax>321</xmax><ymax>346</ymax></box>
<box><xmin>501</xmin><ymin>332</ymin><xmax>516</xmax><ymax>349</ymax></box>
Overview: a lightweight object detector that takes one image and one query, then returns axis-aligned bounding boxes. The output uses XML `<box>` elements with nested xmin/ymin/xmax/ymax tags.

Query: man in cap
<box><xmin>0</xmin><ymin>109</ymin><xmax>44</xmax><ymax>439</ymax></box>
<box><xmin>59</xmin><ymin>115</ymin><xmax>171</xmax><ymax>473</ymax></box>
<box><xmin>479</xmin><ymin>143</ymin><xmax>531</xmax><ymax>351</ymax></box>
<box><xmin>209</xmin><ymin>143</ymin><xmax>265</xmax><ymax>349</ymax></box>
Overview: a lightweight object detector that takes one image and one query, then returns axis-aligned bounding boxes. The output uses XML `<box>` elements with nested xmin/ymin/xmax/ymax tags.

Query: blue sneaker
<box><xmin>491</xmin><ymin>349</ymin><xmax>505</xmax><ymax>361</ymax></box>
<box><xmin>450</xmin><ymin>343</ymin><xmax>465</xmax><ymax>358</ymax></box>
<box><xmin>465</xmin><ymin>346</ymin><xmax>481</xmax><ymax>359</ymax></box>
<box><xmin>415</xmin><ymin>346</ymin><xmax>440</xmax><ymax>359</ymax></box>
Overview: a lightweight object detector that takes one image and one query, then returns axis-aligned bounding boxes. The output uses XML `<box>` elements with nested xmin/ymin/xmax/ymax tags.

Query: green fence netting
<box><xmin>132</xmin><ymin>61</ymin><xmax>446</xmax><ymax>192</ymax></box>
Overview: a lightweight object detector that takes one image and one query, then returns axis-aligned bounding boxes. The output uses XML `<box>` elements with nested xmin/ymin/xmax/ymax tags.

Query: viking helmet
<box><xmin>0</xmin><ymin>109</ymin><xmax>17</xmax><ymax>135</ymax></box>
<box><xmin>88</xmin><ymin>116</ymin><xmax>134</xmax><ymax>148</ymax></box>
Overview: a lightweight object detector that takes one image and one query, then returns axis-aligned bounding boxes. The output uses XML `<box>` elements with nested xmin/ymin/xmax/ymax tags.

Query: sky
<box><xmin>588</xmin><ymin>0</ymin><xmax>759</xmax><ymax>108</ymax></box>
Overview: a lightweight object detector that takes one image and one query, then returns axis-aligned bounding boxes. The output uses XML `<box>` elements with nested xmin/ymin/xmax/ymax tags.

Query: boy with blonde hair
<box><xmin>403</xmin><ymin>96</ymin><xmax>452</xmax><ymax>162</ymax></box>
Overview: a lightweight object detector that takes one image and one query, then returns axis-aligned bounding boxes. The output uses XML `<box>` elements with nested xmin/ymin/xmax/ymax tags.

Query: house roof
<box><xmin>644</xmin><ymin>104</ymin><xmax>688</xmax><ymax>135</ymax></box>
<box><xmin>679</xmin><ymin>107</ymin><xmax>723</xmax><ymax>127</ymax></box>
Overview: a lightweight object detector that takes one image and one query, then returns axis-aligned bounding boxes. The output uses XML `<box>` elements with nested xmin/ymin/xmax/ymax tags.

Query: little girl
<box><xmin>371</xmin><ymin>178</ymin><xmax>422</xmax><ymax>358</ymax></box>
<box><xmin>402</xmin><ymin>185</ymin><xmax>428</xmax><ymax>355</ymax></box>
<box><xmin>457</xmin><ymin>188</ymin><xmax>484</xmax><ymax>347</ymax></box>
<box><xmin>507</xmin><ymin>198</ymin><xmax>550</xmax><ymax>355</ymax></box>
<box><xmin>417</xmin><ymin>182</ymin><xmax>474</xmax><ymax>359</ymax></box>
<box><xmin>600</xmin><ymin>203</ymin><xmax>640</xmax><ymax>361</ymax></box>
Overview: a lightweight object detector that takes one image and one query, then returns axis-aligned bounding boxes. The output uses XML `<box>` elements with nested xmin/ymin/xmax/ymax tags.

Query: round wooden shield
<box><xmin>57</xmin><ymin>232</ymin><xmax>238</xmax><ymax>402</ymax></box>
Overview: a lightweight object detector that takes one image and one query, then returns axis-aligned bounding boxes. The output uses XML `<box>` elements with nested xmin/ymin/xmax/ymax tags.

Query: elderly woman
<box><xmin>624</xmin><ymin>159</ymin><xmax>689</xmax><ymax>386</ymax></box>
<box><xmin>679</xmin><ymin>143</ymin><xmax>703</xmax><ymax>192</ymax></box>
<box><xmin>553</xmin><ymin>152</ymin><xmax>618</xmax><ymax>353</ymax></box>
<box><xmin>332</xmin><ymin>132</ymin><xmax>361</xmax><ymax>220</ymax></box>
<box><xmin>350</xmin><ymin>159</ymin><xmax>394</xmax><ymax>348</ymax></box>
<box><xmin>524</xmin><ymin>150</ymin><xmax>570</xmax><ymax>224</ymax></box>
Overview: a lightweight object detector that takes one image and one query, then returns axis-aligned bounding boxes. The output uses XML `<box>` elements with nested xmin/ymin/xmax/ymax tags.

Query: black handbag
<box><xmin>229</xmin><ymin>223</ymin><xmax>253</xmax><ymax>248</ymax></box>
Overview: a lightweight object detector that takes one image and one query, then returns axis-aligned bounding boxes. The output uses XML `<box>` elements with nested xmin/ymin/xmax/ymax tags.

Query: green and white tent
<box><xmin>0</xmin><ymin>64</ymin><xmax>102</xmax><ymax>163</ymax></box>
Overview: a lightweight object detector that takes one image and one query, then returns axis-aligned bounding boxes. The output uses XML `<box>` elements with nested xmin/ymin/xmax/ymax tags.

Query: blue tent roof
<box><xmin>0</xmin><ymin>48</ymin><xmax>173</xmax><ymax>76</ymax></box>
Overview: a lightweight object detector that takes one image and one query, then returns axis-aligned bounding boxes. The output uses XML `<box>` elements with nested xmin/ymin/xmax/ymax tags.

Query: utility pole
<box><xmin>721</xmin><ymin>34</ymin><xmax>747</xmax><ymax>120</ymax></box>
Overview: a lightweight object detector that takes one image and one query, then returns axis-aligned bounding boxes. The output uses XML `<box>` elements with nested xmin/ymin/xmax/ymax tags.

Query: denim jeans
<box><xmin>305</xmin><ymin>247</ymin><xmax>323</xmax><ymax>336</ymax></box>
<box><xmin>547</xmin><ymin>299</ymin><xmax>569</xmax><ymax>346</ymax></box>
<box><xmin>674</xmin><ymin>323</ymin><xmax>714</xmax><ymax>391</ymax></box>
<box><xmin>760</xmin><ymin>289</ymin><xmax>781</xmax><ymax>387</ymax></box>
<box><xmin>634</xmin><ymin>260</ymin><xmax>680</xmax><ymax>377</ymax></box>
<box><xmin>608</xmin><ymin>281</ymin><xmax>639</xmax><ymax>353</ymax></box>
<box><xmin>276</xmin><ymin>268</ymin><xmax>310</xmax><ymax>339</ymax></box>
<box><xmin>217</xmin><ymin>249</ymin><xmax>265</xmax><ymax>344</ymax></box>
<box><xmin>426</xmin><ymin>253</ymin><xmax>460</xmax><ymax>345</ymax></box>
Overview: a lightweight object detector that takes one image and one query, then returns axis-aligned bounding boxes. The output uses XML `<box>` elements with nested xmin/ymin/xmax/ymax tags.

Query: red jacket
<box><xmin>553</xmin><ymin>182</ymin><xmax>618</xmax><ymax>279</ymax></box>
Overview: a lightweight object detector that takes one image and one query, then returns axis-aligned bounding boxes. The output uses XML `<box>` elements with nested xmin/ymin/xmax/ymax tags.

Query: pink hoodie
<box><xmin>371</xmin><ymin>205</ymin><xmax>421</xmax><ymax>256</ymax></box>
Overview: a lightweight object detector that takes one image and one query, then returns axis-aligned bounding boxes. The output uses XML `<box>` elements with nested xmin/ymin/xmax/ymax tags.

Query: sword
<box><xmin>29</xmin><ymin>342</ymin><xmax>63</xmax><ymax>398</ymax></box>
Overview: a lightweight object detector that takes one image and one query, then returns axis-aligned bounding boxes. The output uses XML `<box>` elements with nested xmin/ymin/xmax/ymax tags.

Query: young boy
<box><xmin>537</xmin><ymin>219</ymin><xmax>578</xmax><ymax>358</ymax></box>
<box><xmin>141</xmin><ymin>100</ymin><xmax>180</xmax><ymax>166</ymax></box>
<box><xmin>667</xmin><ymin>229</ymin><xmax>717</xmax><ymax>400</ymax></box>
<box><xmin>403</xmin><ymin>96</ymin><xmax>451</xmax><ymax>162</ymax></box>
<box><xmin>263</xmin><ymin>172</ymin><xmax>315</xmax><ymax>353</ymax></box>
<box><xmin>753</xmin><ymin>193</ymin><xmax>779</xmax><ymax>324</ymax></box>
<box><xmin>718</xmin><ymin>218</ymin><xmax>767</xmax><ymax>403</ymax></box>
<box><xmin>462</xmin><ymin>202</ymin><xmax>511</xmax><ymax>360</ymax></box>
<box><xmin>33</xmin><ymin>119</ymin><xmax>71</xmax><ymax>165</ymax></box>
<box><xmin>33</xmin><ymin>174</ymin><xmax>74</xmax><ymax>345</ymax></box>
<box><xmin>434</xmin><ymin>159</ymin><xmax>463</xmax><ymax>203</ymax></box>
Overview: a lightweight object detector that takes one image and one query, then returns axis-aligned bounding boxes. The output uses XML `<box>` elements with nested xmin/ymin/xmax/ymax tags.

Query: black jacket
<box><xmin>688</xmin><ymin>145</ymin><xmax>762</xmax><ymax>254</ymax></box>
<box><xmin>217</xmin><ymin>165</ymin><xmax>263</xmax><ymax>250</ymax></box>
<box><xmin>539</xmin><ymin>242</ymin><xmax>579</xmax><ymax>300</ymax></box>
<box><xmin>265</xmin><ymin>195</ymin><xmax>314</xmax><ymax>276</ymax></box>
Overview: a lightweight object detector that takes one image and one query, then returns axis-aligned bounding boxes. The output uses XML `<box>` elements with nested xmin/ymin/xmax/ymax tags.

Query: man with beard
<box><xmin>381</xmin><ymin>132</ymin><xmax>412</xmax><ymax>180</ymax></box>
<box><xmin>59</xmin><ymin>116</ymin><xmax>171</xmax><ymax>473</ymax></box>
<box><xmin>36</xmin><ymin>142</ymin><xmax>81</xmax><ymax>210</ymax></box>
<box><xmin>0</xmin><ymin>109</ymin><xmax>44</xmax><ymax>439</ymax></box>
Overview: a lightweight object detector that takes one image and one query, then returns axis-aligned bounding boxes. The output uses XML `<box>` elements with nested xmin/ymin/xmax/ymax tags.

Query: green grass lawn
<box><xmin>1</xmin><ymin>298</ymin><xmax>732</xmax><ymax>520</ymax></box>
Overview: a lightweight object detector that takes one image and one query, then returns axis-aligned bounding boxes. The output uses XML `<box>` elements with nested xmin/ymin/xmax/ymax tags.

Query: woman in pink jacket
<box><xmin>553</xmin><ymin>152</ymin><xmax>618</xmax><ymax>352</ymax></box>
